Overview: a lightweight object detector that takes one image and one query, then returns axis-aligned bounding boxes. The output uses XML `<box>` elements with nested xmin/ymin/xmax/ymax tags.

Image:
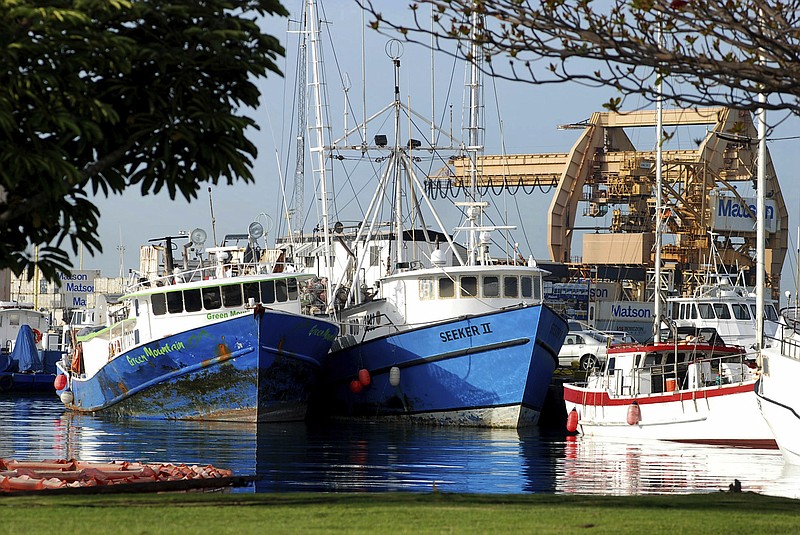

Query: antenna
<box><xmin>208</xmin><ymin>187</ymin><xmax>218</xmax><ymax>246</ymax></box>
<box><xmin>117</xmin><ymin>225</ymin><xmax>125</xmax><ymax>279</ymax></box>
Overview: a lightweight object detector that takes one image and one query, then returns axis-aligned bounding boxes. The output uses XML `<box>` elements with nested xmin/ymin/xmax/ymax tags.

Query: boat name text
<box><xmin>206</xmin><ymin>309</ymin><xmax>248</xmax><ymax>321</ymax></box>
<box><xmin>309</xmin><ymin>325</ymin><xmax>336</xmax><ymax>342</ymax></box>
<box><xmin>439</xmin><ymin>323</ymin><xmax>493</xmax><ymax>342</ymax></box>
<box><xmin>126</xmin><ymin>341</ymin><xmax>186</xmax><ymax>366</ymax></box>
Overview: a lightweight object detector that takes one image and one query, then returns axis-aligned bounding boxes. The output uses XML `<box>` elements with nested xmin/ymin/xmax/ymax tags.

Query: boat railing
<box><xmin>766</xmin><ymin>333</ymin><xmax>800</xmax><ymax>362</ymax></box>
<box><xmin>126</xmin><ymin>260</ymin><xmax>280</xmax><ymax>293</ymax></box>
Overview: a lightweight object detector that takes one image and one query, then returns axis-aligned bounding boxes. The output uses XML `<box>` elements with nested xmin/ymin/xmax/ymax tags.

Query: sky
<box><xmin>83</xmin><ymin>1</ymin><xmax>800</xmax><ymax>296</ymax></box>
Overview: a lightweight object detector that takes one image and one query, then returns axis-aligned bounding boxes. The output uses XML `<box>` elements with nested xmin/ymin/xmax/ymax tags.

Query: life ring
<box><xmin>32</xmin><ymin>328</ymin><xmax>43</xmax><ymax>344</ymax></box>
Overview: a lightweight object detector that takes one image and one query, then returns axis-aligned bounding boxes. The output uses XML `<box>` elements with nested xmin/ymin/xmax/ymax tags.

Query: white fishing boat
<box><xmin>667</xmin><ymin>244</ymin><xmax>780</xmax><ymax>349</ymax></box>
<box><xmin>750</xmin><ymin>84</ymin><xmax>800</xmax><ymax>463</ymax></box>
<box><xmin>563</xmin><ymin>325</ymin><xmax>774</xmax><ymax>447</ymax></box>
<box><xmin>53</xmin><ymin>227</ymin><xmax>338</xmax><ymax>422</ymax></box>
<box><xmin>757</xmin><ymin>310</ymin><xmax>800</xmax><ymax>463</ymax></box>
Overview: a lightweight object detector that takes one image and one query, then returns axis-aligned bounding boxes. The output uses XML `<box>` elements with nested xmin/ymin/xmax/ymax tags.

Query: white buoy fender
<box><xmin>389</xmin><ymin>366</ymin><xmax>401</xmax><ymax>386</ymax></box>
<box><xmin>60</xmin><ymin>390</ymin><xmax>74</xmax><ymax>405</ymax></box>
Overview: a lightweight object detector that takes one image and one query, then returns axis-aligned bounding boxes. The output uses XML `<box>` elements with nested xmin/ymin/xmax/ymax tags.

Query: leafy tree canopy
<box><xmin>0</xmin><ymin>0</ymin><xmax>288</xmax><ymax>281</ymax></box>
<box><xmin>359</xmin><ymin>1</ymin><xmax>800</xmax><ymax>115</ymax></box>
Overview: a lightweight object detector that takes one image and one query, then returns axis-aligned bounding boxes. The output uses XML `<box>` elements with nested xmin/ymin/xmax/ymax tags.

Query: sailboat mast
<box><xmin>756</xmin><ymin>93</ymin><xmax>766</xmax><ymax>350</ymax></box>
<box><xmin>306</xmin><ymin>0</ymin><xmax>334</xmax><ymax>305</ymax></box>
<box><xmin>653</xmin><ymin>27</ymin><xmax>663</xmax><ymax>343</ymax></box>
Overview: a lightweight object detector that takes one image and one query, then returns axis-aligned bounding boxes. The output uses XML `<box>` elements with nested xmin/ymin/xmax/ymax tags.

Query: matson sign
<box><xmin>710</xmin><ymin>193</ymin><xmax>777</xmax><ymax>234</ymax></box>
<box><xmin>58</xmin><ymin>270</ymin><xmax>100</xmax><ymax>308</ymax></box>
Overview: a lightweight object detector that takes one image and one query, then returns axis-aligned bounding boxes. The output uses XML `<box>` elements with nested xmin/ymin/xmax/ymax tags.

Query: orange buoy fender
<box><xmin>349</xmin><ymin>379</ymin><xmax>363</xmax><ymax>394</ymax></box>
<box><xmin>566</xmin><ymin>408</ymin><xmax>579</xmax><ymax>433</ymax></box>
<box><xmin>358</xmin><ymin>368</ymin><xmax>371</xmax><ymax>387</ymax></box>
<box><xmin>53</xmin><ymin>374</ymin><xmax>67</xmax><ymax>391</ymax></box>
<box><xmin>627</xmin><ymin>401</ymin><xmax>641</xmax><ymax>426</ymax></box>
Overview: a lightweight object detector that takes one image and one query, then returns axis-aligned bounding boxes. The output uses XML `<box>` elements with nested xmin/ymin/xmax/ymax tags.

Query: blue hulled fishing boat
<box><xmin>55</xmin><ymin>230</ymin><xmax>338</xmax><ymax>422</ymax></box>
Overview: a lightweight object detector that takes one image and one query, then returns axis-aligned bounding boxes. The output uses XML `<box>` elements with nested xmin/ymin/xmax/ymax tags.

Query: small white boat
<box><xmin>564</xmin><ymin>327</ymin><xmax>776</xmax><ymax>448</ymax></box>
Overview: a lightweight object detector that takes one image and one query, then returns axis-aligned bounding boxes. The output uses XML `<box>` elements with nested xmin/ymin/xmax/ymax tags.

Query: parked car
<box><xmin>558</xmin><ymin>330</ymin><xmax>609</xmax><ymax>370</ymax></box>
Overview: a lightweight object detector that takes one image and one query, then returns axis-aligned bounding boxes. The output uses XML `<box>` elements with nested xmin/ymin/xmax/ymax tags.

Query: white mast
<box><xmin>307</xmin><ymin>0</ymin><xmax>334</xmax><ymax>306</ymax></box>
<box><xmin>756</xmin><ymin>11</ymin><xmax>766</xmax><ymax>352</ymax></box>
<box><xmin>653</xmin><ymin>26</ymin><xmax>664</xmax><ymax>343</ymax></box>
<box><xmin>391</xmin><ymin>51</ymin><xmax>404</xmax><ymax>267</ymax></box>
<box><xmin>756</xmin><ymin>93</ymin><xmax>766</xmax><ymax>350</ymax></box>
<box><xmin>466</xmin><ymin>9</ymin><xmax>483</xmax><ymax>267</ymax></box>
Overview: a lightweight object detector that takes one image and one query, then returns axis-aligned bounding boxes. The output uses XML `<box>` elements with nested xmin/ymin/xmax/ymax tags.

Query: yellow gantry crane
<box><xmin>428</xmin><ymin>107</ymin><xmax>787</xmax><ymax>297</ymax></box>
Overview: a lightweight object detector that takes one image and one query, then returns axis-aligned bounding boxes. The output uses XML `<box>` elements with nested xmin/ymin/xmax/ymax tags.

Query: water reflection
<box><xmin>556</xmin><ymin>435</ymin><xmax>790</xmax><ymax>496</ymax></box>
<box><xmin>1</xmin><ymin>393</ymin><xmax>797</xmax><ymax>498</ymax></box>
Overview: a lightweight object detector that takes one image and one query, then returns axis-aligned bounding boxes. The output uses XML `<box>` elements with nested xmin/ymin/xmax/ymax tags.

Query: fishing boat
<box><xmin>296</xmin><ymin>3</ymin><xmax>567</xmax><ymax>427</ymax></box>
<box><xmin>667</xmin><ymin>241</ymin><xmax>780</xmax><ymax>350</ymax></box>
<box><xmin>0</xmin><ymin>302</ymin><xmax>59</xmax><ymax>392</ymax></box>
<box><xmin>54</xmin><ymin>228</ymin><xmax>339</xmax><ymax>422</ymax></box>
<box><xmin>563</xmin><ymin>325</ymin><xmax>774</xmax><ymax>447</ymax></box>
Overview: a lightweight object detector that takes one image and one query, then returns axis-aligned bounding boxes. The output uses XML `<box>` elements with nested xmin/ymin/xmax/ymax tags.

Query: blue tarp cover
<box><xmin>12</xmin><ymin>325</ymin><xmax>42</xmax><ymax>372</ymax></box>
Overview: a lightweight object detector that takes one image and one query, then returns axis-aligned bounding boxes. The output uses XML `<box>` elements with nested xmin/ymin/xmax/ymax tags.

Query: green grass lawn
<box><xmin>1</xmin><ymin>491</ymin><xmax>799</xmax><ymax>534</ymax></box>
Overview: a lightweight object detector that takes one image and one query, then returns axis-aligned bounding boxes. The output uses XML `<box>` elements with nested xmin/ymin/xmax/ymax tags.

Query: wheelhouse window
<box><xmin>460</xmin><ymin>276</ymin><xmax>477</xmax><ymax>298</ymax></box>
<box><xmin>261</xmin><ymin>281</ymin><xmax>275</xmax><ymax>304</ymax></box>
<box><xmin>698</xmin><ymin>303</ymin><xmax>715</xmax><ymax>319</ymax></box>
<box><xmin>766</xmin><ymin>305</ymin><xmax>779</xmax><ymax>322</ymax></box>
<box><xmin>533</xmin><ymin>275</ymin><xmax>542</xmax><ymax>300</ymax></box>
<box><xmin>151</xmin><ymin>293</ymin><xmax>167</xmax><ymax>316</ymax></box>
<box><xmin>167</xmin><ymin>290</ymin><xmax>183</xmax><ymax>314</ymax></box>
<box><xmin>503</xmin><ymin>276</ymin><xmax>518</xmax><ymax>298</ymax></box>
<box><xmin>521</xmin><ymin>276</ymin><xmax>533</xmax><ymax>298</ymax></box>
<box><xmin>439</xmin><ymin>277</ymin><xmax>454</xmax><ymax>298</ymax></box>
<box><xmin>202</xmin><ymin>287</ymin><xmax>222</xmax><ymax>310</ymax></box>
<box><xmin>243</xmin><ymin>282</ymin><xmax>260</xmax><ymax>304</ymax></box>
<box><xmin>483</xmin><ymin>276</ymin><xmax>500</xmax><ymax>297</ymax></box>
<box><xmin>222</xmin><ymin>284</ymin><xmax>243</xmax><ymax>307</ymax></box>
<box><xmin>732</xmin><ymin>303</ymin><xmax>751</xmax><ymax>320</ymax></box>
<box><xmin>714</xmin><ymin>304</ymin><xmax>731</xmax><ymax>319</ymax></box>
<box><xmin>752</xmin><ymin>304</ymin><xmax>780</xmax><ymax>322</ymax></box>
<box><xmin>287</xmin><ymin>278</ymin><xmax>298</xmax><ymax>300</ymax></box>
<box><xmin>183</xmin><ymin>289</ymin><xmax>202</xmax><ymax>312</ymax></box>
<box><xmin>276</xmin><ymin>279</ymin><xmax>289</xmax><ymax>302</ymax></box>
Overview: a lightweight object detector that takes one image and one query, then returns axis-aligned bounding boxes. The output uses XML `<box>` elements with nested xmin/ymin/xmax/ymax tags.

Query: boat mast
<box><xmin>306</xmin><ymin>0</ymin><xmax>334</xmax><ymax>306</ymax></box>
<box><xmin>756</xmin><ymin>91</ymin><xmax>766</xmax><ymax>350</ymax></box>
<box><xmin>391</xmin><ymin>48</ymin><xmax>404</xmax><ymax>267</ymax></box>
<box><xmin>755</xmin><ymin>10</ymin><xmax>766</xmax><ymax>352</ymax></box>
<box><xmin>466</xmin><ymin>9</ymin><xmax>482</xmax><ymax>267</ymax></box>
<box><xmin>292</xmin><ymin>6</ymin><xmax>308</xmax><ymax>236</ymax></box>
<box><xmin>653</xmin><ymin>26</ymin><xmax>664</xmax><ymax>343</ymax></box>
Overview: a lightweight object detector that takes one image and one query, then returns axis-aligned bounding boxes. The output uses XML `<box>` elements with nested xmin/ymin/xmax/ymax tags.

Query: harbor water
<box><xmin>2</xmin><ymin>393</ymin><xmax>799</xmax><ymax>497</ymax></box>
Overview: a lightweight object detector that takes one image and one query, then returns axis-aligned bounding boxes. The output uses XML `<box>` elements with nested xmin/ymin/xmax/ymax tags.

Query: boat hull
<box><xmin>56</xmin><ymin>310</ymin><xmax>337</xmax><ymax>422</ymax></box>
<box><xmin>757</xmin><ymin>345</ymin><xmax>800</xmax><ymax>463</ymax></box>
<box><xmin>564</xmin><ymin>382</ymin><xmax>776</xmax><ymax>448</ymax></box>
<box><xmin>320</xmin><ymin>304</ymin><xmax>566</xmax><ymax>428</ymax></box>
